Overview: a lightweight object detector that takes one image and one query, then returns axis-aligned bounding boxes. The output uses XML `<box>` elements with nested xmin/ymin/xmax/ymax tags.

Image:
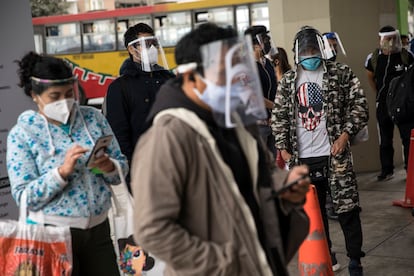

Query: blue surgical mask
<box><xmin>300</xmin><ymin>56</ymin><xmax>322</xmax><ymax>71</ymax></box>
<box><xmin>194</xmin><ymin>76</ymin><xmax>241</xmax><ymax>114</ymax></box>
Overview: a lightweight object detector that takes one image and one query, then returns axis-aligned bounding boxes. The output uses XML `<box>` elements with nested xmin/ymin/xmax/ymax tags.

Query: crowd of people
<box><xmin>6</xmin><ymin>17</ymin><xmax>414</xmax><ymax>276</ymax></box>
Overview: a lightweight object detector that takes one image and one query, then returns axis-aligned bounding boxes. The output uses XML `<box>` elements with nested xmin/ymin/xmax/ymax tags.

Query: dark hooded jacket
<box><xmin>105</xmin><ymin>58</ymin><xmax>174</xmax><ymax>187</ymax></box>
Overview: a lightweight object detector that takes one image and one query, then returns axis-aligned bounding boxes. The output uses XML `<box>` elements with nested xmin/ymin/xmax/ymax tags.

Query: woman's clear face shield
<box><xmin>294</xmin><ymin>33</ymin><xmax>326</xmax><ymax>64</ymax></box>
<box><xmin>128</xmin><ymin>36</ymin><xmax>169</xmax><ymax>72</ymax></box>
<box><xmin>200</xmin><ymin>35</ymin><xmax>267</xmax><ymax>128</ymax></box>
<box><xmin>379</xmin><ymin>30</ymin><xmax>402</xmax><ymax>54</ymax></box>
<box><xmin>256</xmin><ymin>32</ymin><xmax>278</xmax><ymax>59</ymax></box>
<box><xmin>322</xmin><ymin>32</ymin><xmax>346</xmax><ymax>61</ymax></box>
<box><xmin>31</xmin><ymin>75</ymin><xmax>79</xmax><ymax>102</ymax></box>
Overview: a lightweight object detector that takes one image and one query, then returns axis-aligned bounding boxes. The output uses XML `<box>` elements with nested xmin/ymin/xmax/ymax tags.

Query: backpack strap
<box><xmin>371</xmin><ymin>48</ymin><xmax>380</xmax><ymax>73</ymax></box>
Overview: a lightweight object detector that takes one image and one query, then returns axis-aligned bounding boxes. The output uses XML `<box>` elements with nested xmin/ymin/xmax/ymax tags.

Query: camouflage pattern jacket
<box><xmin>271</xmin><ymin>61</ymin><xmax>369</xmax><ymax>213</ymax></box>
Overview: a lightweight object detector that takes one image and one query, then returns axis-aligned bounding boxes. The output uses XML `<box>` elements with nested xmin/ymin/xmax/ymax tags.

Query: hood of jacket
<box><xmin>119</xmin><ymin>58</ymin><xmax>172</xmax><ymax>77</ymax></box>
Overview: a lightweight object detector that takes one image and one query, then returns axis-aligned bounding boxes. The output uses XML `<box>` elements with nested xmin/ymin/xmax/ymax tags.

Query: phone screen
<box><xmin>85</xmin><ymin>135</ymin><xmax>113</xmax><ymax>168</ymax></box>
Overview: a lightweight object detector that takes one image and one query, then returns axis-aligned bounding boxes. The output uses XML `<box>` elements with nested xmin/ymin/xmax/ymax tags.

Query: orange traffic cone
<box><xmin>393</xmin><ymin>129</ymin><xmax>414</xmax><ymax>208</ymax></box>
<box><xmin>298</xmin><ymin>185</ymin><xmax>333</xmax><ymax>276</ymax></box>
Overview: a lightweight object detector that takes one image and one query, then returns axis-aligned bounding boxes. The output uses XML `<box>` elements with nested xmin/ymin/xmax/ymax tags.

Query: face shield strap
<box><xmin>31</xmin><ymin>76</ymin><xmax>77</xmax><ymax>85</ymax></box>
<box><xmin>379</xmin><ymin>30</ymin><xmax>399</xmax><ymax>37</ymax></box>
<box><xmin>224</xmin><ymin>43</ymin><xmax>242</xmax><ymax>128</ymax></box>
<box><xmin>174</xmin><ymin>62</ymin><xmax>198</xmax><ymax>74</ymax></box>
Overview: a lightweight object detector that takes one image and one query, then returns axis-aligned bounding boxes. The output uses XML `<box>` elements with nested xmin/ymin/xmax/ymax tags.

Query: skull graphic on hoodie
<box><xmin>297</xmin><ymin>81</ymin><xmax>324</xmax><ymax>131</ymax></box>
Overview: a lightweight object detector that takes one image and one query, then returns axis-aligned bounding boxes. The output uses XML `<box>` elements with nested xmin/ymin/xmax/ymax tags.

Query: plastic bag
<box><xmin>109</xmin><ymin>160</ymin><xmax>165</xmax><ymax>276</ymax></box>
<box><xmin>0</xmin><ymin>201</ymin><xmax>72</xmax><ymax>275</ymax></box>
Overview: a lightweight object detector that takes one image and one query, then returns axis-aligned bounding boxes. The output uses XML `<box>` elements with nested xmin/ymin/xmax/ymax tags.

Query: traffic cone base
<box><xmin>298</xmin><ymin>185</ymin><xmax>334</xmax><ymax>276</ymax></box>
<box><xmin>393</xmin><ymin>129</ymin><xmax>414</xmax><ymax>208</ymax></box>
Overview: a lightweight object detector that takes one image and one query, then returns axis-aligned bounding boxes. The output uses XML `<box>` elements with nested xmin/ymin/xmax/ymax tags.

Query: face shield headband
<box><xmin>31</xmin><ymin>75</ymin><xmax>80</xmax><ymax>101</ymax></box>
<box><xmin>128</xmin><ymin>36</ymin><xmax>169</xmax><ymax>72</ymax></box>
<box><xmin>379</xmin><ymin>29</ymin><xmax>402</xmax><ymax>53</ymax></box>
<box><xmin>294</xmin><ymin>33</ymin><xmax>326</xmax><ymax>64</ymax></box>
<box><xmin>198</xmin><ymin>36</ymin><xmax>267</xmax><ymax>128</ymax></box>
<box><xmin>322</xmin><ymin>32</ymin><xmax>347</xmax><ymax>60</ymax></box>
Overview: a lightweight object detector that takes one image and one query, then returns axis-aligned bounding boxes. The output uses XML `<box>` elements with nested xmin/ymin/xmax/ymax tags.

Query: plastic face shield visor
<box><xmin>31</xmin><ymin>75</ymin><xmax>80</xmax><ymax>101</ymax></box>
<box><xmin>294</xmin><ymin>33</ymin><xmax>326</xmax><ymax>64</ymax></box>
<box><xmin>322</xmin><ymin>32</ymin><xmax>346</xmax><ymax>60</ymax></box>
<box><xmin>128</xmin><ymin>36</ymin><xmax>169</xmax><ymax>72</ymax></box>
<box><xmin>379</xmin><ymin>30</ymin><xmax>402</xmax><ymax>53</ymax></box>
<box><xmin>200</xmin><ymin>35</ymin><xmax>267</xmax><ymax>128</ymax></box>
<box><xmin>255</xmin><ymin>32</ymin><xmax>278</xmax><ymax>58</ymax></box>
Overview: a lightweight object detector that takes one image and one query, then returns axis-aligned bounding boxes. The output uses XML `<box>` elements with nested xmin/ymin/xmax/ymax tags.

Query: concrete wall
<box><xmin>268</xmin><ymin>0</ymin><xmax>405</xmax><ymax>172</ymax></box>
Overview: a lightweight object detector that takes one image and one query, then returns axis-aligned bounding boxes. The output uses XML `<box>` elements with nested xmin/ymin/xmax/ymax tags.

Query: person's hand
<box><xmin>90</xmin><ymin>153</ymin><xmax>115</xmax><ymax>173</ymax></box>
<box><xmin>279</xmin><ymin>165</ymin><xmax>310</xmax><ymax>203</ymax></box>
<box><xmin>331</xmin><ymin>132</ymin><xmax>349</xmax><ymax>156</ymax></box>
<box><xmin>59</xmin><ymin>145</ymin><xmax>88</xmax><ymax>179</ymax></box>
<box><xmin>280</xmin><ymin>149</ymin><xmax>292</xmax><ymax>163</ymax></box>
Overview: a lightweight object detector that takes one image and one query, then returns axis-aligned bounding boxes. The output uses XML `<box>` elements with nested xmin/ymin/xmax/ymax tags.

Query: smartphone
<box><xmin>268</xmin><ymin>173</ymin><xmax>309</xmax><ymax>200</ymax></box>
<box><xmin>85</xmin><ymin>135</ymin><xmax>113</xmax><ymax>168</ymax></box>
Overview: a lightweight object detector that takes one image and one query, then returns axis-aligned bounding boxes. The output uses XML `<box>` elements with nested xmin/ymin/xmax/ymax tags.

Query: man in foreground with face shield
<box><xmin>271</xmin><ymin>26</ymin><xmax>369</xmax><ymax>276</ymax></box>
<box><xmin>365</xmin><ymin>25</ymin><xmax>414</xmax><ymax>181</ymax></box>
<box><xmin>105</xmin><ymin>23</ymin><xmax>174</xmax><ymax>191</ymax></box>
<box><xmin>130</xmin><ymin>23</ymin><xmax>311</xmax><ymax>275</ymax></box>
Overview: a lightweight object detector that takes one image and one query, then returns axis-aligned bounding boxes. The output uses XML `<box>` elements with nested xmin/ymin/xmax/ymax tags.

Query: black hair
<box><xmin>124</xmin><ymin>23</ymin><xmax>154</xmax><ymax>48</ymax></box>
<box><xmin>174</xmin><ymin>22</ymin><xmax>237</xmax><ymax>76</ymax></box>
<box><xmin>379</xmin><ymin>25</ymin><xmax>395</xmax><ymax>33</ymax></box>
<box><xmin>272</xmin><ymin>47</ymin><xmax>291</xmax><ymax>73</ymax></box>
<box><xmin>292</xmin><ymin>25</ymin><xmax>322</xmax><ymax>53</ymax></box>
<box><xmin>16</xmin><ymin>51</ymin><xmax>73</xmax><ymax>97</ymax></box>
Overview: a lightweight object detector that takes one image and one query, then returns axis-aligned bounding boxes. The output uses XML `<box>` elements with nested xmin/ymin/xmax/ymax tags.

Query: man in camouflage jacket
<box><xmin>271</xmin><ymin>26</ymin><xmax>369</xmax><ymax>276</ymax></box>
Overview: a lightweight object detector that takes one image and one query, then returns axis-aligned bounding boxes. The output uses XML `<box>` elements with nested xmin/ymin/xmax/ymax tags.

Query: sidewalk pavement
<box><xmin>288</xmin><ymin>166</ymin><xmax>414</xmax><ymax>275</ymax></box>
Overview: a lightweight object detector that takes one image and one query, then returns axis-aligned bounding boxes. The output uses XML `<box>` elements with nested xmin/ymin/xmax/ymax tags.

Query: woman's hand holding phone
<box><xmin>58</xmin><ymin>144</ymin><xmax>89</xmax><ymax>179</ymax></box>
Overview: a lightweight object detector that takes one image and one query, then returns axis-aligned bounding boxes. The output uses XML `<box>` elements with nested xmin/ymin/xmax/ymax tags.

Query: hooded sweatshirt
<box><xmin>7</xmin><ymin>104</ymin><xmax>128</xmax><ymax>228</ymax></box>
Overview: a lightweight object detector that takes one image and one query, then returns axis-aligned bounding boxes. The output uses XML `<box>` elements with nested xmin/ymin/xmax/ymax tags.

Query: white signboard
<box><xmin>0</xmin><ymin>0</ymin><xmax>36</xmax><ymax>220</ymax></box>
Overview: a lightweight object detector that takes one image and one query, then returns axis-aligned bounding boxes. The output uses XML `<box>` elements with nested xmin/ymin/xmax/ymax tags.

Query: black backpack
<box><xmin>386</xmin><ymin>64</ymin><xmax>414</xmax><ymax>124</ymax></box>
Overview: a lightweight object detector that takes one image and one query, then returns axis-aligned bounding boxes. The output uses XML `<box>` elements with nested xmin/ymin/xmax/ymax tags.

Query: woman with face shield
<box><xmin>130</xmin><ymin>22</ymin><xmax>311</xmax><ymax>276</ymax></box>
<box><xmin>7</xmin><ymin>52</ymin><xmax>128</xmax><ymax>275</ymax></box>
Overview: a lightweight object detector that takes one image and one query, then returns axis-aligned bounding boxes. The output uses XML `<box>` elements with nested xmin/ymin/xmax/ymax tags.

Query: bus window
<box><xmin>236</xmin><ymin>6</ymin><xmax>250</xmax><ymax>35</ymax></box>
<box><xmin>116</xmin><ymin>16</ymin><xmax>152</xmax><ymax>49</ymax></box>
<box><xmin>45</xmin><ymin>23</ymin><xmax>81</xmax><ymax>54</ymax></box>
<box><xmin>154</xmin><ymin>12</ymin><xmax>191</xmax><ymax>47</ymax></box>
<box><xmin>83</xmin><ymin>19</ymin><xmax>116</xmax><ymax>52</ymax></box>
<box><xmin>209</xmin><ymin>7</ymin><xmax>234</xmax><ymax>28</ymax></box>
<box><xmin>251</xmin><ymin>3</ymin><xmax>269</xmax><ymax>29</ymax></box>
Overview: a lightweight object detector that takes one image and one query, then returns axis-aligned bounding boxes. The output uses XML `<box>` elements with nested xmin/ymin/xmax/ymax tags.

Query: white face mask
<box><xmin>39</xmin><ymin>97</ymin><xmax>75</xmax><ymax>124</ymax></box>
<box><xmin>147</xmin><ymin>45</ymin><xmax>158</xmax><ymax>65</ymax></box>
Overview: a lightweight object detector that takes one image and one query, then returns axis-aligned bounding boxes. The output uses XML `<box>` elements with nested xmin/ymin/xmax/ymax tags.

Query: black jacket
<box><xmin>105</xmin><ymin>59</ymin><xmax>174</xmax><ymax>173</ymax></box>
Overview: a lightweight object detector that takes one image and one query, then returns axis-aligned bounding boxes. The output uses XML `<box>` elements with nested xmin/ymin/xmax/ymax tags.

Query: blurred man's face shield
<box><xmin>198</xmin><ymin>35</ymin><xmax>267</xmax><ymax>128</ymax></box>
<box><xmin>322</xmin><ymin>32</ymin><xmax>346</xmax><ymax>61</ymax></box>
<box><xmin>256</xmin><ymin>32</ymin><xmax>278</xmax><ymax>59</ymax></box>
<box><xmin>379</xmin><ymin>30</ymin><xmax>402</xmax><ymax>54</ymax></box>
<box><xmin>128</xmin><ymin>36</ymin><xmax>169</xmax><ymax>72</ymax></box>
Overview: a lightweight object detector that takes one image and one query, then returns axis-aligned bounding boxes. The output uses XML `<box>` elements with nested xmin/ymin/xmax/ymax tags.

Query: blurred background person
<box><xmin>365</xmin><ymin>25</ymin><xmax>414</xmax><ymax>180</ymax></box>
<box><xmin>272</xmin><ymin>47</ymin><xmax>292</xmax><ymax>81</ymax></box>
<box><xmin>244</xmin><ymin>25</ymin><xmax>278</xmax><ymax>159</ymax></box>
